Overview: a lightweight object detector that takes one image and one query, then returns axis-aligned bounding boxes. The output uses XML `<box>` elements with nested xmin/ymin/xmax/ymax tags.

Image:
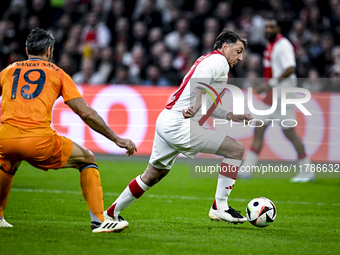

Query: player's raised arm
<box><xmin>66</xmin><ymin>97</ymin><xmax>137</xmax><ymax>156</ymax></box>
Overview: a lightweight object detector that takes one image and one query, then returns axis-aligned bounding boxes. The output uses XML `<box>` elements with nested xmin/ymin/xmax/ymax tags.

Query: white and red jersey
<box><xmin>263</xmin><ymin>34</ymin><xmax>296</xmax><ymax>105</ymax></box>
<box><xmin>165</xmin><ymin>50</ymin><xmax>229</xmax><ymax>121</ymax></box>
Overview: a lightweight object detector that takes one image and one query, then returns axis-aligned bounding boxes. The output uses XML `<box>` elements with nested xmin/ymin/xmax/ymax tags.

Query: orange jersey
<box><xmin>0</xmin><ymin>59</ymin><xmax>82</xmax><ymax>138</ymax></box>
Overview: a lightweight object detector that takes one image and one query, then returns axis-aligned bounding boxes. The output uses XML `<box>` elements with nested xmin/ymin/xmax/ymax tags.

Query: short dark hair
<box><xmin>213</xmin><ymin>29</ymin><xmax>247</xmax><ymax>50</ymax></box>
<box><xmin>25</xmin><ymin>28</ymin><xmax>55</xmax><ymax>56</ymax></box>
<box><xmin>264</xmin><ymin>13</ymin><xmax>279</xmax><ymax>26</ymax></box>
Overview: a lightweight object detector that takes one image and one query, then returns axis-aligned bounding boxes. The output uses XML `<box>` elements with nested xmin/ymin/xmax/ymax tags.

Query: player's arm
<box><xmin>66</xmin><ymin>97</ymin><xmax>137</xmax><ymax>156</ymax></box>
<box><xmin>227</xmin><ymin>112</ymin><xmax>253</xmax><ymax>124</ymax></box>
<box><xmin>182</xmin><ymin>88</ymin><xmax>204</xmax><ymax>118</ymax></box>
<box><xmin>253</xmin><ymin>66</ymin><xmax>295</xmax><ymax>94</ymax></box>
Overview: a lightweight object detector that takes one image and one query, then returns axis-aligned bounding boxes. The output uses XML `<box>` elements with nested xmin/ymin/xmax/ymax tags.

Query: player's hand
<box><xmin>182</xmin><ymin>105</ymin><xmax>200</xmax><ymax>118</ymax></box>
<box><xmin>262</xmin><ymin>83</ymin><xmax>272</xmax><ymax>92</ymax></box>
<box><xmin>227</xmin><ymin>112</ymin><xmax>253</xmax><ymax>124</ymax></box>
<box><xmin>115</xmin><ymin>138</ymin><xmax>137</xmax><ymax>156</ymax></box>
<box><xmin>253</xmin><ymin>82</ymin><xmax>271</xmax><ymax>94</ymax></box>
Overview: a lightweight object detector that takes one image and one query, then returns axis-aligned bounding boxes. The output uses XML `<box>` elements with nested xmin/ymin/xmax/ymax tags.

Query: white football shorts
<box><xmin>149</xmin><ymin>109</ymin><xmax>226</xmax><ymax>169</ymax></box>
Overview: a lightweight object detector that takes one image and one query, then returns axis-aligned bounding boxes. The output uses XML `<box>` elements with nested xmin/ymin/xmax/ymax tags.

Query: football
<box><xmin>246</xmin><ymin>197</ymin><xmax>277</xmax><ymax>227</ymax></box>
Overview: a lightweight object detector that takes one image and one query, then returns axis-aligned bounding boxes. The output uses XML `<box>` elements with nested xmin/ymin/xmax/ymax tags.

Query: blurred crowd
<box><xmin>0</xmin><ymin>0</ymin><xmax>340</xmax><ymax>91</ymax></box>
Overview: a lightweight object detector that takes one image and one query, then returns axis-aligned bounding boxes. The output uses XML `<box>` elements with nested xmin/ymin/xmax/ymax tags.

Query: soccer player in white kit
<box><xmin>240</xmin><ymin>18</ymin><xmax>315</xmax><ymax>182</ymax></box>
<box><xmin>101</xmin><ymin>29</ymin><xmax>252</xmax><ymax>231</ymax></box>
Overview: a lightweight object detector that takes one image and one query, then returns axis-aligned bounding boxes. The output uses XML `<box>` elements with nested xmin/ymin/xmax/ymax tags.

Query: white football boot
<box><xmin>92</xmin><ymin>211</ymin><xmax>129</xmax><ymax>233</ymax></box>
<box><xmin>0</xmin><ymin>217</ymin><xmax>13</xmax><ymax>227</ymax></box>
<box><xmin>209</xmin><ymin>206</ymin><xmax>247</xmax><ymax>224</ymax></box>
<box><xmin>290</xmin><ymin>168</ymin><xmax>316</xmax><ymax>183</ymax></box>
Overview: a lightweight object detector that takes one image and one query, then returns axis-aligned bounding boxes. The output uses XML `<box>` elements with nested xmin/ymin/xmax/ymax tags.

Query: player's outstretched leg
<box><xmin>209</xmin><ymin>158</ymin><xmax>247</xmax><ymax>224</ymax></box>
<box><xmin>100</xmin><ymin>164</ymin><xmax>169</xmax><ymax>231</ymax></box>
<box><xmin>208</xmin><ymin>136</ymin><xmax>247</xmax><ymax>224</ymax></box>
<box><xmin>0</xmin><ymin>167</ymin><xmax>14</xmax><ymax>228</ymax></box>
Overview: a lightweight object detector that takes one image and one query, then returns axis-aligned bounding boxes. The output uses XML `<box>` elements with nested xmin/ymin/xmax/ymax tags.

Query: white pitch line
<box><xmin>11</xmin><ymin>188</ymin><xmax>339</xmax><ymax>207</ymax></box>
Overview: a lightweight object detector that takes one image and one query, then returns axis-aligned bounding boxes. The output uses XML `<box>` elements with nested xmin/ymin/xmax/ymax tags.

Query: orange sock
<box><xmin>0</xmin><ymin>169</ymin><xmax>14</xmax><ymax>218</ymax></box>
<box><xmin>80</xmin><ymin>167</ymin><xmax>104</xmax><ymax>223</ymax></box>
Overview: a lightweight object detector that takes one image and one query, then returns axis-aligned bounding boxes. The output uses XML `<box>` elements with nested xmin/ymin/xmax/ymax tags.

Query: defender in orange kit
<box><xmin>0</xmin><ymin>28</ymin><xmax>137</xmax><ymax>233</ymax></box>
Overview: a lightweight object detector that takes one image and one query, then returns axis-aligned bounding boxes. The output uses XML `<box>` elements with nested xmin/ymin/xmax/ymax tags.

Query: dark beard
<box><xmin>267</xmin><ymin>33</ymin><xmax>277</xmax><ymax>42</ymax></box>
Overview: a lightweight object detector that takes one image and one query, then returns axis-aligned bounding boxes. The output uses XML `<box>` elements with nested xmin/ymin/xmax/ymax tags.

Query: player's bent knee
<box><xmin>79</xmin><ymin>162</ymin><xmax>98</xmax><ymax>172</ymax></box>
<box><xmin>86</xmin><ymin>150</ymin><xmax>96</xmax><ymax>163</ymax></box>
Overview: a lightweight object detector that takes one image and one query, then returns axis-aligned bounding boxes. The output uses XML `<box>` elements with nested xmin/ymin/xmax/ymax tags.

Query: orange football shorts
<box><xmin>0</xmin><ymin>134</ymin><xmax>73</xmax><ymax>174</ymax></box>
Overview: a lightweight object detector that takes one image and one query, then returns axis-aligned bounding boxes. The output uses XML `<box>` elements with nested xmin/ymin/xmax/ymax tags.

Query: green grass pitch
<box><xmin>1</xmin><ymin>157</ymin><xmax>340</xmax><ymax>255</ymax></box>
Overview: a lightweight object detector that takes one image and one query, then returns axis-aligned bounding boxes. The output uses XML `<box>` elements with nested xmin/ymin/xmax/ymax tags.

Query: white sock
<box><xmin>107</xmin><ymin>175</ymin><xmax>150</xmax><ymax>217</ymax></box>
<box><xmin>242</xmin><ymin>149</ymin><xmax>259</xmax><ymax>168</ymax></box>
<box><xmin>213</xmin><ymin>158</ymin><xmax>242</xmax><ymax>210</ymax></box>
<box><xmin>297</xmin><ymin>157</ymin><xmax>311</xmax><ymax>172</ymax></box>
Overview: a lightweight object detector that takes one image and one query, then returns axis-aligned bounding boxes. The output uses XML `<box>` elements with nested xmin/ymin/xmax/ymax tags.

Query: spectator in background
<box><xmin>173</xmin><ymin>40</ymin><xmax>199</xmax><ymax>77</ymax></box>
<box><xmin>296</xmin><ymin>46</ymin><xmax>311</xmax><ymax>78</ymax></box>
<box><xmin>28</xmin><ymin>0</ymin><xmax>51</xmax><ymax>29</ymax></box>
<box><xmin>162</xmin><ymin>2</ymin><xmax>181</xmax><ymax>34</ymax></box>
<box><xmin>52</xmin><ymin>14</ymin><xmax>72</xmax><ymax>62</ymax></box>
<box><xmin>72</xmin><ymin>58</ymin><xmax>105</xmax><ymax>85</ymax></box>
<box><xmin>143</xmin><ymin>65</ymin><xmax>171</xmax><ymax>86</ymax></box>
<box><xmin>0</xmin><ymin>0</ymin><xmax>339</xmax><ymax>90</ymax></box>
<box><xmin>306</xmin><ymin>6</ymin><xmax>330</xmax><ymax>32</ymax></box>
<box><xmin>317</xmin><ymin>32</ymin><xmax>335</xmax><ymax>76</ymax></box>
<box><xmin>96</xmin><ymin>46</ymin><xmax>115</xmax><ymax>83</ymax></box>
<box><xmin>22</xmin><ymin>15</ymin><xmax>41</xmax><ymax>39</ymax></box>
<box><xmin>124</xmin><ymin>46</ymin><xmax>147</xmax><ymax>83</ymax></box>
<box><xmin>203</xmin><ymin>17</ymin><xmax>220</xmax><ymax>36</ymax></box>
<box><xmin>110</xmin><ymin>64</ymin><xmax>139</xmax><ymax>85</ymax></box>
<box><xmin>7</xmin><ymin>48</ymin><xmax>25</xmax><ymax>64</ymax></box>
<box><xmin>164</xmin><ymin>18</ymin><xmax>199</xmax><ymax>53</ymax></box>
<box><xmin>288</xmin><ymin>19</ymin><xmax>311</xmax><ymax>49</ymax></box>
<box><xmin>301</xmin><ymin>68</ymin><xmax>324</xmax><ymax>91</ymax></box>
<box><xmin>106</xmin><ymin>0</ymin><xmax>127</xmax><ymax>37</ymax></box>
<box><xmin>129</xmin><ymin>21</ymin><xmax>149</xmax><ymax>51</ymax></box>
<box><xmin>1</xmin><ymin>20</ymin><xmax>21</xmax><ymax>60</ymax></box>
<box><xmin>330</xmin><ymin>1</ymin><xmax>340</xmax><ymax>42</ymax></box>
<box><xmin>159</xmin><ymin>51</ymin><xmax>181</xmax><ymax>85</ymax></box>
<box><xmin>238</xmin><ymin>7</ymin><xmax>254</xmax><ymax>36</ymax></box>
<box><xmin>213</xmin><ymin>1</ymin><xmax>232</xmax><ymax>29</ymax></box>
<box><xmin>132</xmin><ymin>0</ymin><xmax>166</xmax><ymax>21</ymax></box>
<box><xmin>201</xmin><ymin>32</ymin><xmax>216</xmax><ymax>55</ymax></box>
<box><xmin>150</xmin><ymin>41</ymin><xmax>166</xmax><ymax>66</ymax></box>
<box><xmin>50</xmin><ymin>0</ymin><xmax>82</xmax><ymax>27</ymax></box>
<box><xmin>63</xmin><ymin>24</ymin><xmax>83</xmax><ymax>67</ymax></box>
<box><xmin>332</xmin><ymin>45</ymin><xmax>340</xmax><ymax>66</ymax></box>
<box><xmin>114</xmin><ymin>42</ymin><xmax>128</xmax><ymax>64</ymax></box>
<box><xmin>91</xmin><ymin>0</ymin><xmax>106</xmax><ymax>20</ymax></box>
<box><xmin>323</xmin><ymin>65</ymin><xmax>340</xmax><ymax>91</ymax></box>
<box><xmin>2</xmin><ymin>0</ymin><xmax>27</xmax><ymax>31</ymax></box>
<box><xmin>307</xmin><ymin>30</ymin><xmax>324</xmax><ymax>64</ymax></box>
<box><xmin>80</xmin><ymin>11</ymin><xmax>112</xmax><ymax>52</ymax></box>
<box><xmin>58</xmin><ymin>52</ymin><xmax>78</xmax><ymax>77</ymax></box>
<box><xmin>148</xmin><ymin>27</ymin><xmax>163</xmax><ymax>46</ymax></box>
<box><xmin>111</xmin><ymin>17</ymin><xmax>131</xmax><ymax>48</ymax></box>
<box><xmin>137</xmin><ymin>0</ymin><xmax>163</xmax><ymax>29</ymax></box>
<box><xmin>0</xmin><ymin>21</ymin><xmax>12</xmax><ymax>68</ymax></box>
<box><xmin>190</xmin><ymin>0</ymin><xmax>211</xmax><ymax>37</ymax></box>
